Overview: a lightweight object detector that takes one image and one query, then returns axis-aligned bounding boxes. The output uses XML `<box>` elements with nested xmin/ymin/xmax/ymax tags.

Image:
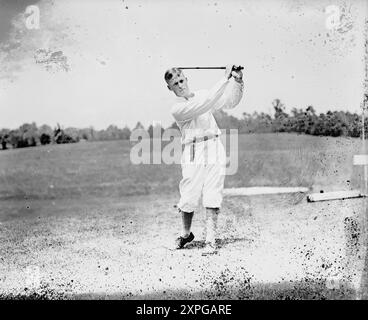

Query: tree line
<box><xmin>0</xmin><ymin>123</ymin><xmax>132</xmax><ymax>150</ymax></box>
<box><xmin>213</xmin><ymin>99</ymin><xmax>364</xmax><ymax>138</ymax></box>
<box><xmin>0</xmin><ymin>99</ymin><xmax>366</xmax><ymax>150</ymax></box>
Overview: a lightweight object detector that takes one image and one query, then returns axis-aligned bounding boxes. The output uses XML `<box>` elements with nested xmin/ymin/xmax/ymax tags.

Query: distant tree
<box><xmin>326</xmin><ymin>111</ymin><xmax>343</xmax><ymax>137</ymax></box>
<box><xmin>0</xmin><ymin>134</ymin><xmax>7</xmax><ymax>150</ymax></box>
<box><xmin>105</xmin><ymin>125</ymin><xmax>117</xmax><ymax>140</ymax></box>
<box><xmin>9</xmin><ymin>129</ymin><xmax>28</xmax><ymax>148</ymax></box>
<box><xmin>121</xmin><ymin>126</ymin><xmax>131</xmax><ymax>140</ymax></box>
<box><xmin>239</xmin><ymin>112</ymin><xmax>252</xmax><ymax>133</ymax></box>
<box><xmin>272</xmin><ymin>99</ymin><xmax>288</xmax><ymax>132</ymax></box>
<box><xmin>6</xmin><ymin>123</ymin><xmax>38</xmax><ymax>148</ymax></box>
<box><xmin>19</xmin><ymin>122</ymin><xmax>38</xmax><ymax>146</ymax></box>
<box><xmin>64</xmin><ymin>127</ymin><xmax>80</xmax><ymax>142</ymax></box>
<box><xmin>312</xmin><ymin>113</ymin><xmax>327</xmax><ymax>136</ymax></box>
<box><xmin>40</xmin><ymin>133</ymin><xmax>51</xmax><ymax>145</ymax></box>
<box><xmin>134</xmin><ymin>121</ymin><xmax>145</xmax><ymax>130</ymax></box>
<box><xmin>78</xmin><ymin>128</ymin><xmax>92</xmax><ymax>140</ymax></box>
<box><xmin>38</xmin><ymin>124</ymin><xmax>53</xmax><ymax>136</ymax></box>
<box><xmin>89</xmin><ymin>126</ymin><xmax>96</xmax><ymax>141</ymax></box>
<box><xmin>0</xmin><ymin>129</ymin><xmax>10</xmax><ymax>150</ymax></box>
<box><xmin>213</xmin><ymin>110</ymin><xmax>241</xmax><ymax>130</ymax></box>
<box><xmin>54</xmin><ymin>124</ymin><xmax>78</xmax><ymax>144</ymax></box>
<box><xmin>248</xmin><ymin>112</ymin><xmax>273</xmax><ymax>133</ymax></box>
<box><xmin>346</xmin><ymin>112</ymin><xmax>361</xmax><ymax>138</ymax></box>
<box><xmin>304</xmin><ymin>106</ymin><xmax>318</xmax><ymax>135</ymax></box>
<box><xmin>1</xmin><ymin>138</ymin><xmax>7</xmax><ymax>150</ymax></box>
<box><xmin>273</xmin><ymin>99</ymin><xmax>288</xmax><ymax>119</ymax></box>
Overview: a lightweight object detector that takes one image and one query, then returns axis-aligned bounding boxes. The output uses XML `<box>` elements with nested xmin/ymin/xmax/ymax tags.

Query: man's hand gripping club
<box><xmin>225</xmin><ymin>64</ymin><xmax>243</xmax><ymax>83</ymax></box>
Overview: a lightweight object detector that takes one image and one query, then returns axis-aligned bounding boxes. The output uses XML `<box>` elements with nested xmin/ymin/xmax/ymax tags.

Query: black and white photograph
<box><xmin>1</xmin><ymin>0</ymin><xmax>368</xmax><ymax>304</ymax></box>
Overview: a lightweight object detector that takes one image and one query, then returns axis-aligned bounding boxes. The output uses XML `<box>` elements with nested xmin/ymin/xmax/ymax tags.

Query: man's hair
<box><xmin>164</xmin><ymin>68</ymin><xmax>182</xmax><ymax>83</ymax></box>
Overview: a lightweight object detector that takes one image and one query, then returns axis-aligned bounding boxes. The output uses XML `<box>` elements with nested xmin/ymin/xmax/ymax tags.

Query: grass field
<box><xmin>0</xmin><ymin>133</ymin><xmax>367</xmax><ymax>299</ymax></box>
<box><xmin>0</xmin><ymin>133</ymin><xmax>364</xmax><ymax>203</ymax></box>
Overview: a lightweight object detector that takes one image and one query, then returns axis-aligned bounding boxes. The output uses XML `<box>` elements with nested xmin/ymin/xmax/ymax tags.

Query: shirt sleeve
<box><xmin>212</xmin><ymin>77</ymin><xmax>244</xmax><ymax>111</ymax></box>
<box><xmin>171</xmin><ymin>77</ymin><xmax>230</xmax><ymax>122</ymax></box>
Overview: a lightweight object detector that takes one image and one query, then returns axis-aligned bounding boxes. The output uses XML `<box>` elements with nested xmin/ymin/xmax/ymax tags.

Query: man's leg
<box><xmin>202</xmin><ymin>138</ymin><xmax>226</xmax><ymax>253</ymax></box>
<box><xmin>201</xmin><ymin>207</ymin><xmax>220</xmax><ymax>255</ymax></box>
<box><xmin>175</xmin><ymin>209</ymin><xmax>195</xmax><ymax>249</ymax></box>
<box><xmin>176</xmin><ymin>150</ymin><xmax>204</xmax><ymax>248</ymax></box>
<box><xmin>205</xmin><ymin>207</ymin><xmax>220</xmax><ymax>245</ymax></box>
<box><xmin>181</xmin><ymin>209</ymin><xmax>194</xmax><ymax>238</ymax></box>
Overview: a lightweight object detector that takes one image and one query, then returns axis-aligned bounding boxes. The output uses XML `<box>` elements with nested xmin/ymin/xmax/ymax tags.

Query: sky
<box><xmin>0</xmin><ymin>0</ymin><xmax>367</xmax><ymax>130</ymax></box>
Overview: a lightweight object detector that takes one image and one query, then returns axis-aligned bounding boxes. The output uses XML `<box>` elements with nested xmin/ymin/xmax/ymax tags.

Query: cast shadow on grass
<box><xmin>183</xmin><ymin>237</ymin><xmax>252</xmax><ymax>250</ymax></box>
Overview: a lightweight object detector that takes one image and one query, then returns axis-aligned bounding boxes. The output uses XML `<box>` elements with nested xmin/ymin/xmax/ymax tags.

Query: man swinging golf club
<box><xmin>164</xmin><ymin>64</ymin><xmax>244</xmax><ymax>254</ymax></box>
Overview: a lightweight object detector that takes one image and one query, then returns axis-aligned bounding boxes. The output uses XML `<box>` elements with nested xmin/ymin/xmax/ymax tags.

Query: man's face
<box><xmin>167</xmin><ymin>72</ymin><xmax>190</xmax><ymax>98</ymax></box>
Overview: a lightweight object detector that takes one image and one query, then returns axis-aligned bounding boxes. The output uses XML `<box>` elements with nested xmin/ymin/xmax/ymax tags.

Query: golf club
<box><xmin>177</xmin><ymin>66</ymin><xmax>244</xmax><ymax>71</ymax></box>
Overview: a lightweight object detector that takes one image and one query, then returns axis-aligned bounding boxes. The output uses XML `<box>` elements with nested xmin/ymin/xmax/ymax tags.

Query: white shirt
<box><xmin>171</xmin><ymin>77</ymin><xmax>244</xmax><ymax>144</ymax></box>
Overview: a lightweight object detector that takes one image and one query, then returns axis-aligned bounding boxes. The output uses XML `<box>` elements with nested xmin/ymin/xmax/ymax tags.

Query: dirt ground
<box><xmin>0</xmin><ymin>193</ymin><xmax>367</xmax><ymax>299</ymax></box>
<box><xmin>1</xmin><ymin>135</ymin><xmax>367</xmax><ymax>299</ymax></box>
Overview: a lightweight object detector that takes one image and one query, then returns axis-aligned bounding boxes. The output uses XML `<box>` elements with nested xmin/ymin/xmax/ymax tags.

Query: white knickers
<box><xmin>177</xmin><ymin>137</ymin><xmax>226</xmax><ymax>213</ymax></box>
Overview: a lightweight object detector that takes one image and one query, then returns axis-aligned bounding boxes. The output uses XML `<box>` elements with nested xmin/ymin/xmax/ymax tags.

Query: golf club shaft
<box><xmin>178</xmin><ymin>67</ymin><xmax>225</xmax><ymax>69</ymax></box>
<box><xmin>178</xmin><ymin>66</ymin><xmax>244</xmax><ymax>70</ymax></box>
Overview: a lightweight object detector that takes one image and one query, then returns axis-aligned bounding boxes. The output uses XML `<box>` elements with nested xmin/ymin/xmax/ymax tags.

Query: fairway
<box><xmin>0</xmin><ymin>133</ymin><xmax>367</xmax><ymax>299</ymax></box>
<box><xmin>0</xmin><ymin>133</ymin><xmax>364</xmax><ymax>203</ymax></box>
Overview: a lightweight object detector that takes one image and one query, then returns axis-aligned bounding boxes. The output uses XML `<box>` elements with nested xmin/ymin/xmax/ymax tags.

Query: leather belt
<box><xmin>185</xmin><ymin>134</ymin><xmax>219</xmax><ymax>146</ymax></box>
<box><xmin>188</xmin><ymin>134</ymin><xmax>219</xmax><ymax>162</ymax></box>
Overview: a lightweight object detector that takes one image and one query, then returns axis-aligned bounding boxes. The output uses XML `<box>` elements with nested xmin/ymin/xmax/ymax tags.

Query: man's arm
<box><xmin>171</xmin><ymin>77</ymin><xmax>230</xmax><ymax>122</ymax></box>
<box><xmin>212</xmin><ymin>70</ymin><xmax>244</xmax><ymax>110</ymax></box>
